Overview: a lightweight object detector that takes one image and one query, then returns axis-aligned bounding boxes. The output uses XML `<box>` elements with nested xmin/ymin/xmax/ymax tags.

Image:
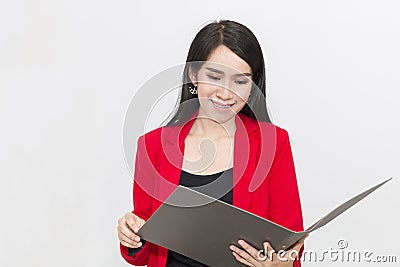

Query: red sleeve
<box><xmin>120</xmin><ymin>135</ymin><xmax>155</xmax><ymax>265</ymax></box>
<box><xmin>267</xmin><ymin>128</ymin><xmax>304</xmax><ymax>266</ymax></box>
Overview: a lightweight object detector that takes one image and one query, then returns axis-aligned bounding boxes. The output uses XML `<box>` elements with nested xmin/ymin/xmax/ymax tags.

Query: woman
<box><xmin>117</xmin><ymin>19</ymin><xmax>307</xmax><ymax>267</ymax></box>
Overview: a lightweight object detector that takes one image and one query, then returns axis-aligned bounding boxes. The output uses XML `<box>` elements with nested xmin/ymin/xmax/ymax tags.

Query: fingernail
<box><xmin>138</xmin><ymin>242</ymin><xmax>142</xmax><ymax>247</ymax></box>
<box><xmin>134</xmin><ymin>227</ymin><xmax>139</xmax><ymax>233</ymax></box>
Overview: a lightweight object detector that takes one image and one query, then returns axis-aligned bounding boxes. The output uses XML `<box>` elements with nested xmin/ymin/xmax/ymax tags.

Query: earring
<box><xmin>189</xmin><ymin>83</ymin><xmax>198</xmax><ymax>95</ymax></box>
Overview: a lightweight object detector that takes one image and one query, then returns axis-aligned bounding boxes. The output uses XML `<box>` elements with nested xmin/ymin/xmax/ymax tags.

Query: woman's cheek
<box><xmin>234</xmin><ymin>90</ymin><xmax>251</xmax><ymax>104</ymax></box>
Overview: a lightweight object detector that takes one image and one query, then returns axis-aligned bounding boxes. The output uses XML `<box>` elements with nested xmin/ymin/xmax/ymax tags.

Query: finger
<box><xmin>126</xmin><ymin>213</ymin><xmax>144</xmax><ymax>233</ymax></box>
<box><xmin>230</xmin><ymin>244</ymin><xmax>258</xmax><ymax>266</ymax></box>
<box><xmin>237</xmin><ymin>240</ymin><xmax>263</xmax><ymax>265</ymax></box>
<box><xmin>293</xmin><ymin>241</ymin><xmax>304</xmax><ymax>252</ymax></box>
<box><xmin>120</xmin><ymin>238</ymin><xmax>142</xmax><ymax>249</ymax></box>
<box><xmin>285</xmin><ymin>248</ymin><xmax>300</xmax><ymax>263</ymax></box>
<box><xmin>262</xmin><ymin>242</ymin><xmax>277</xmax><ymax>262</ymax></box>
<box><xmin>118</xmin><ymin>223</ymin><xmax>142</xmax><ymax>244</ymax></box>
<box><xmin>292</xmin><ymin>234</ymin><xmax>308</xmax><ymax>252</ymax></box>
<box><xmin>231</xmin><ymin>250</ymin><xmax>253</xmax><ymax>267</ymax></box>
<box><xmin>118</xmin><ymin>231</ymin><xmax>143</xmax><ymax>248</ymax></box>
<box><xmin>284</xmin><ymin>236</ymin><xmax>308</xmax><ymax>263</ymax></box>
<box><xmin>124</xmin><ymin>213</ymin><xmax>136</xmax><ymax>231</ymax></box>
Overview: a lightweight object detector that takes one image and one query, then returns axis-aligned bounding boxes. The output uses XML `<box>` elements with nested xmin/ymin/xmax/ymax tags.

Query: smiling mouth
<box><xmin>210</xmin><ymin>99</ymin><xmax>234</xmax><ymax>110</ymax></box>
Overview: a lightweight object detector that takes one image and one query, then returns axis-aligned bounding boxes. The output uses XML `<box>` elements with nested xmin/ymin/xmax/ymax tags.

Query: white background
<box><xmin>0</xmin><ymin>0</ymin><xmax>399</xmax><ymax>266</ymax></box>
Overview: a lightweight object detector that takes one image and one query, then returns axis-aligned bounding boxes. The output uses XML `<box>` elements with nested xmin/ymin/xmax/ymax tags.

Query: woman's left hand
<box><xmin>229</xmin><ymin>234</ymin><xmax>308</xmax><ymax>266</ymax></box>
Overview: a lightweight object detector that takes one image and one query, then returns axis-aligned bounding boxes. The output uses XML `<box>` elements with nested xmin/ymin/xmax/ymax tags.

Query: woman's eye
<box><xmin>207</xmin><ymin>74</ymin><xmax>221</xmax><ymax>81</ymax></box>
<box><xmin>235</xmin><ymin>80</ymin><xmax>248</xmax><ymax>85</ymax></box>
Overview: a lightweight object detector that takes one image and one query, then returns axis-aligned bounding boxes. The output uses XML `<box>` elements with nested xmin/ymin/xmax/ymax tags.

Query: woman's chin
<box><xmin>199</xmin><ymin>106</ymin><xmax>236</xmax><ymax>123</ymax></box>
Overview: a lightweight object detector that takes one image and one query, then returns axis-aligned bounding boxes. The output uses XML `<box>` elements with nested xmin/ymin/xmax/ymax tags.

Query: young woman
<box><xmin>117</xmin><ymin>19</ymin><xmax>307</xmax><ymax>267</ymax></box>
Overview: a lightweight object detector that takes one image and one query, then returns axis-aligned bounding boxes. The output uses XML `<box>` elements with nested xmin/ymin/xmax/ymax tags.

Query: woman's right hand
<box><xmin>117</xmin><ymin>212</ymin><xmax>146</xmax><ymax>248</ymax></box>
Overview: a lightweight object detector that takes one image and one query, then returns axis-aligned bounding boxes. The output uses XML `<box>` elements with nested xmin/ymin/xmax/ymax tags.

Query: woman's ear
<box><xmin>188</xmin><ymin>67</ymin><xmax>197</xmax><ymax>85</ymax></box>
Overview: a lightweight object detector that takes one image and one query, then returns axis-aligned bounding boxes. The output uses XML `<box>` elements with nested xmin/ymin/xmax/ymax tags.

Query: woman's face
<box><xmin>191</xmin><ymin>45</ymin><xmax>253</xmax><ymax>123</ymax></box>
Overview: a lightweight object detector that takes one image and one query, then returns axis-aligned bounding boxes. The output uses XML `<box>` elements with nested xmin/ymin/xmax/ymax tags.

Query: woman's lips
<box><xmin>210</xmin><ymin>99</ymin><xmax>234</xmax><ymax>111</ymax></box>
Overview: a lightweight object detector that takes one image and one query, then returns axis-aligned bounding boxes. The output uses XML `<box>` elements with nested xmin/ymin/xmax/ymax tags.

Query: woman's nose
<box><xmin>216</xmin><ymin>84</ymin><xmax>233</xmax><ymax>100</ymax></box>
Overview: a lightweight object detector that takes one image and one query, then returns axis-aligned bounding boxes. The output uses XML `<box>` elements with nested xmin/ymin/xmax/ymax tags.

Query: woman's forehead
<box><xmin>202</xmin><ymin>45</ymin><xmax>252</xmax><ymax>76</ymax></box>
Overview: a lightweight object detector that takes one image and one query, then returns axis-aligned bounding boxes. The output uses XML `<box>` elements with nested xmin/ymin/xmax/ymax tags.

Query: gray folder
<box><xmin>137</xmin><ymin>177</ymin><xmax>392</xmax><ymax>267</ymax></box>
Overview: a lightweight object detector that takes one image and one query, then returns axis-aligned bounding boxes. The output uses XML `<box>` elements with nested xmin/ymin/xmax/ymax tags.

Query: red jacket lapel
<box><xmin>156</xmin><ymin>109</ymin><xmax>263</xmax><ymax>212</ymax></box>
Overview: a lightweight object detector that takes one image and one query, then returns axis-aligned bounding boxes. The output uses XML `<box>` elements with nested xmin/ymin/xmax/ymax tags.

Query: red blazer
<box><xmin>120</xmin><ymin>109</ymin><xmax>304</xmax><ymax>266</ymax></box>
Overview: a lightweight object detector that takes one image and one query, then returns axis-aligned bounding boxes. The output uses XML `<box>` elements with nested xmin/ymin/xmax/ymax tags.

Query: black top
<box><xmin>128</xmin><ymin>167</ymin><xmax>234</xmax><ymax>267</ymax></box>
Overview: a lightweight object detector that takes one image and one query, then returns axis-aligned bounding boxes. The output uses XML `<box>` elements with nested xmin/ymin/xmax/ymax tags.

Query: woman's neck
<box><xmin>189</xmin><ymin>113</ymin><xmax>237</xmax><ymax>140</ymax></box>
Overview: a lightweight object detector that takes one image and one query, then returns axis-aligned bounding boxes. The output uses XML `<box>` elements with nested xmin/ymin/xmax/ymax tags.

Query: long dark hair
<box><xmin>162</xmin><ymin>19</ymin><xmax>271</xmax><ymax>126</ymax></box>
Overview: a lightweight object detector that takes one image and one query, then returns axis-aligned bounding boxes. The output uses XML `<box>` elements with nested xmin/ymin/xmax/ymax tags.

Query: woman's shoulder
<box><xmin>245</xmin><ymin>115</ymin><xmax>290</xmax><ymax>140</ymax></box>
<box><xmin>246</xmin><ymin>118</ymin><xmax>292</xmax><ymax>150</ymax></box>
<box><xmin>137</xmin><ymin>127</ymin><xmax>163</xmax><ymax>147</ymax></box>
<box><xmin>137</xmin><ymin>125</ymin><xmax>178</xmax><ymax>149</ymax></box>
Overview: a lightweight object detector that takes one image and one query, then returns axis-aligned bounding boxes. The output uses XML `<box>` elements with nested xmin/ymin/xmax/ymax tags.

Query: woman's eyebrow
<box><xmin>234</xmin><ymin>72</ymin><xmax>251</xmax><ymax>77</ymax></box>
<box><xmin>205</xmin><ymin>67</ymin><xmax>251</xmax><ymax>77</ymax></box>
<box><xmin>205</xmin><ymin>67</ymin><xmax>224</xmax><ymax>74</ymax></box>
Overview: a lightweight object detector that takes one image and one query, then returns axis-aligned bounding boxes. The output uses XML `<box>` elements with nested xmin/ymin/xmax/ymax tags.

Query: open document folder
<box><xmin>137</xmin><ymin>177</ymin><xmax>392</xmax><ymax>267</ymax></box>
